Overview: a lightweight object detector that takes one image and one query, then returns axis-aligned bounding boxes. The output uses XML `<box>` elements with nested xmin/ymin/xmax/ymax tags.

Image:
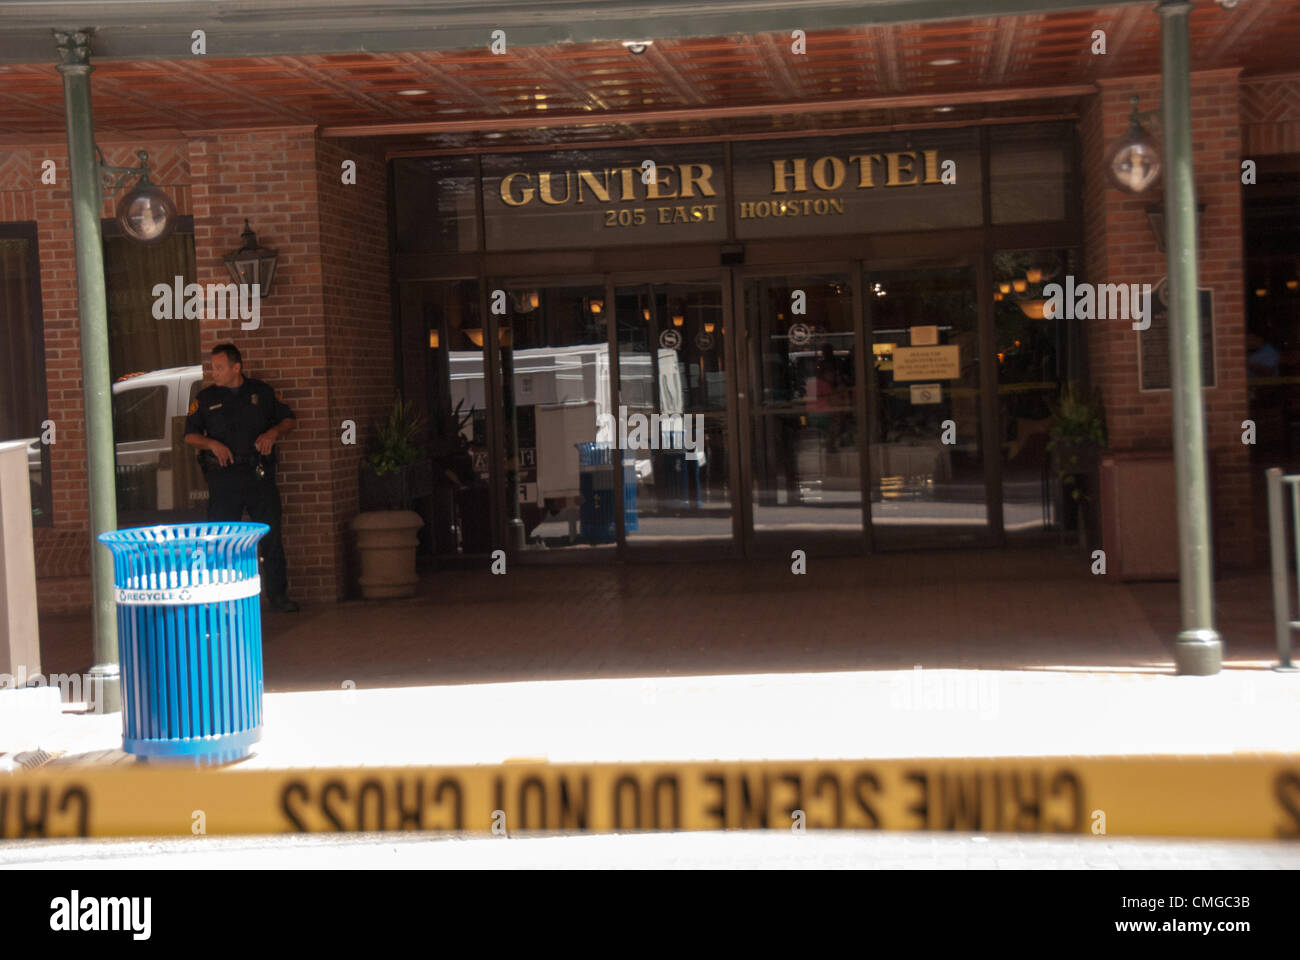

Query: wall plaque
<box><xmin>1138</xmin><ymin>287</ymin><xmax>1215</xmax><ymax>391</ymax></box>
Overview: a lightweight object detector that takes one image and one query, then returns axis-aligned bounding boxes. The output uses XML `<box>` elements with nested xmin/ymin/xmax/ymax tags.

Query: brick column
<box><xmin>189</xmin><ymin>127</ymin><xmax>338</xmax><ymax>601</ymax></box>
<box><xmin>1080</xmin><ymin>68</ymin><xmax>1252</xmax><ymax>569</ymax></box>
<box><xmin>188</xmin><ymin>128</ymin><xmax>393</xmax><ymax>602</ymax></box>
<box><xmin>316</xmin><ymin>137</ymin><xmax>395</xmax><ymax>598</ymax></box>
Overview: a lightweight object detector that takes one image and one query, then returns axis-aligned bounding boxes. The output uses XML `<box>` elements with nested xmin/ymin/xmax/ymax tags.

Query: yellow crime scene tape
<box><xmin>2</xmin><ymin>755</ymin><xmax>1298</xmax><ymax>840</ymax></box>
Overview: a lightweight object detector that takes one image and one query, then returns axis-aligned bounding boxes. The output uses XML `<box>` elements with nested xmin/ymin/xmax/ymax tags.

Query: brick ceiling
<box><xmin>0</xmin><ymin>1</ymin><xmax>1296</xmax><ymax>151</ymax></box>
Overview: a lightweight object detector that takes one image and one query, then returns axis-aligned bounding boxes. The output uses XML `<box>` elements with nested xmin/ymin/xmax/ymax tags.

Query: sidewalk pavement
<box><xmin>6</xmin><ymin>831</ymin><xmax>1300</xmax><ymax>870</ymax></box>
<box><xmin>13</xmin><ymin>664</ymin><xmax>1297</xmax><ymax>771</ymax></box>
<box><xmin>9</xmin><ymin>546</ymin><xmax>1299</xmax><ymax>769</ymax></box>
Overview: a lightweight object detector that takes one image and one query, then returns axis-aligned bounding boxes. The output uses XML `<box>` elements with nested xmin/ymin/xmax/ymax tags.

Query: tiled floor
<box><xmin>11</xmin><ymin>544</ymin><xmax>1296</xmax><ymax>770</ymax></box>
<box><xmin>32</xmin><ymin>544</ymin><xmax>1291</xmax><ymax>695</ymax></box>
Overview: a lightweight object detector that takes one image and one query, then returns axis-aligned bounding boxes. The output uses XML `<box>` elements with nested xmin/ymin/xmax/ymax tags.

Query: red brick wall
<box><xmin>1081</xmin><ymin>68</ymin><xmax>1252</xmax><ymax>568</ymax></box>
<box><xmin>0</xmin><ymin>139</ymin><xmax>192</xmax><ymax>612</ymax></box>
<box><xmin>3</xmin><ymin>127</ymin><xmax>391</xmax><ymax>609</ymax></box>
<box><xmin>188</xmin><ymin>127</ymin><xmax>341</xmax><ymax>603</ymax></box>
<box><xmin>315</xmin><ymin>137</ymin><xmax>395</xmax><ymax>597</ymax></box>
<box><xmin>1240</xmin><ymin>73</ymin><xmax>1300</xmax><ymax>156</ymax></box>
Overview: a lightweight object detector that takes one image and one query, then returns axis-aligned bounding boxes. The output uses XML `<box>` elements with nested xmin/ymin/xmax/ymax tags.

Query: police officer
<box><xmin>184</xmin><ymin>343</ymin><xmax>299</xmax><ymax>612</ymax></box>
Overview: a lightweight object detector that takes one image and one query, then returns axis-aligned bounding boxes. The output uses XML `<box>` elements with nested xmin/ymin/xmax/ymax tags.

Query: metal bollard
<box><xmin>1265</xmin><ymin>468</ymin><xmax>1299</xmax><ymax>671</ymax></box>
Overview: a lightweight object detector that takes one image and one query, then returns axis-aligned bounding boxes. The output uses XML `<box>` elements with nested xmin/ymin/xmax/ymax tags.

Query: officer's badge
<box><xmin>188</xmin><ymin>399</ymin><xmax>198</xmax><ymax>415</ymax></box>
<box><xmin>251</xmin><ymin>393</ymin><xmax>260</xmax><ymax>405</ymax></box>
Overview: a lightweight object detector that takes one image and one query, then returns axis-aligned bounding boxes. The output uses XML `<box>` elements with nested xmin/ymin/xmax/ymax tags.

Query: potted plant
<box><xmin>358</xmin><ymin>396</ymin><xmax>433</xmax><ymax>511</ymax></box>
<box><xmin>352</xmin><ymin>396</ymin><xmax>430</xmax><ymax>599</ymax></box>
<box><xmin>1047</xmin><ymin>382</ymin><xmax>1107</xmax><ymax>547</ymax></box>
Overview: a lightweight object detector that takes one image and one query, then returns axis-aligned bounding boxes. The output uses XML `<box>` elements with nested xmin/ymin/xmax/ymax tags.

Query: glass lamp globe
<box><xmin>116</xmin><ymin>181</ymin><xmax>178</xmax><ymax>243</ymax></box>
<box><xmin>1105</xmin><ymin>128</ymin><xmax>1162</xmax><ymax>193</ymax></box>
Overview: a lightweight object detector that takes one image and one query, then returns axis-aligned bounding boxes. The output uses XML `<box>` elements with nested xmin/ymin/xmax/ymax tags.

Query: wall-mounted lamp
<box><xmin>97</xmin><ymin>147</ymin><xmax>178</xmax><ymax>243</ymax></box>
<box><xmin>428</xmin><ymin>330</ymin><xmax>439</xmax><ymax>349</ymax></box>
<box><xmin>1105</xmin><ymin>95</ymin><xmax>1162</xmax><ymax>193</ymax></box>
<box><xmin>704</xmin><ymin>322</ymin><xmax>715</xmax><ymax>334</ymax></box>
<box><xmin>671</xmin><ymin>313</ymin><xmax>684</xmax><ymax>327</ymax></box>
<box><xmin>223</xmin><ymin>219</ymin><xmax>279</xmax><ymax>298</ymax></box>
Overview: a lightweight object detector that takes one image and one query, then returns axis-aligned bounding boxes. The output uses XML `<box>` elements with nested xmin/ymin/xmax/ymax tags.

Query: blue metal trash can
<box><xmin>576</xmin><ymin>442</ymin><xmax>637</xmax><ymax>542</ymax></box>
<box><xmin>97</xmin><ymin>522</ymin><xmax>269</xmax><ymax>765</ymax></box>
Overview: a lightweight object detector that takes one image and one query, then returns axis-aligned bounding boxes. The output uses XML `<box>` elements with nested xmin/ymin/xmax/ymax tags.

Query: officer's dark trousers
<box><xmin>205</xmin><ymin>464</ymin><xmax>289</xmax><ymax>599</ymax></box>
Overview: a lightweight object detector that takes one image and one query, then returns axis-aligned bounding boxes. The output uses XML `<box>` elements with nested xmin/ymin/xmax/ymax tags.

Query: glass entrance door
<box><xmin>864</xmin><ymin>263</ymin><xmax>988</xmax><ymax>548</ymax></box>
<box><xmin>741</xmin><ymin>271</ymin><xmax>865</xmax><ymax>556</ymax></box>
<box><xmin>494</xmin><ymin>280</ymin><xmax>615</xmax><ymax>557</ymax></box>
<box><xmin>613</xmin><ymin>278</ymin><xmax>736</xmax><ymax>556</ymax></box>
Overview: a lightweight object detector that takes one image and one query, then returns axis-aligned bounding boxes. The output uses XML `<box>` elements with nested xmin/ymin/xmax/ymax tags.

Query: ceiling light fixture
<box><xmin>396</xmin><ymin>89</ymin><xmax>430</xmax><ymax>96</ymax></box>
<box><xmin>933</xmin><ymin>105</ymin><xmax>955</xmax><ymax>113</ymax></box>
<box><xmin>622</xmin><ymin>40</ymin><xmax>653</xmax><ymax>55</ymax></box>
<box><xmin>928</xmin><ymin>58</ymin><xmax>960</xmax><ymax>66</ymax></box>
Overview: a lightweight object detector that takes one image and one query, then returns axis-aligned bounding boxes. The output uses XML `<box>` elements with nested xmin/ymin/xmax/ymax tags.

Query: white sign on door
<box><xmin>910</xmin><ymin>383</ymin><xmax>942</xmax><ymax>405</ymax></box>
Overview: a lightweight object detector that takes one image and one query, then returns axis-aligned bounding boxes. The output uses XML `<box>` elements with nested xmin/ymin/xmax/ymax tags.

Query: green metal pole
<box><xmin>55</xmin><ymin>29</ymin><xmax>121</xmax><ymax>712</ymax></box>
<box><xmin>1158</xmin><ymin>0</ymin><xmax>1221</xmax><ymax>675</ymax></box>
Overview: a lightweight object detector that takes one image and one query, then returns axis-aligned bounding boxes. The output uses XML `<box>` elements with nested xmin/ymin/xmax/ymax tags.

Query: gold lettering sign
<box><xmin>773</xmin><ymin>151</ymin><xmax>940</xmax><ymax>193</ymax></box>
<box><xmin>497</xmin><ymin>163</ymin><xmax>718</xmax><ymax>207</ymax></box>
<box><xmin>492</xmin><ymin>148</ymin><xmax>948</xmax><ymax>237</ymax></box>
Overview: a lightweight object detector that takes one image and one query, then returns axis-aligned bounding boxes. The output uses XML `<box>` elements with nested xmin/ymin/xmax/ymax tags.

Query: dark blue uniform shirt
<box><xmin>184</xmin><ymin>377</ymin><xmax>295</xmax><ymax>462</ymax></box>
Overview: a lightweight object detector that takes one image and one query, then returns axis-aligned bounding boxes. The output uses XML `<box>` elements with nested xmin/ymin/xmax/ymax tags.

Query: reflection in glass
<box><xmin>494</xmin><ymin>285</ymin><xmax>614</xmax><ymax>553</ymax></box>
<box><xmin>993</xmin><ymin>249</ymin><xmax>1080</xmax><ymax>543</ymax></box>
<box><xmin>745</xmin><ymin>274</ymin><xmax>862</xmax><ymax>552</ymax></box>
<box><xmin>616</xmin><ymin>282</ymin><xmax>733</xmax><ymax>552</ymax></box>
<box><xmin>404</xmin><ymin>279</ymin><xmax>486</xmax><ymax>556</ymax></box>
<box><xmin>866</xmin><ymin>266</ymin><xmax>984</xmax><ymax>548</ymax></box>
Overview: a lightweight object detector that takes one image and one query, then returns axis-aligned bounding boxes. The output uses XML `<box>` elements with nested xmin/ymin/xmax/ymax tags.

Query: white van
<box><xmin>24</xmin><ymin>364</ymin><xmax>205</xmax><ymax>513</ymax></box>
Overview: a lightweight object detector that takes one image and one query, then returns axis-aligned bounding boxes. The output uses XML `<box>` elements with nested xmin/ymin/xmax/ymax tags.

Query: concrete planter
<box><xmin>351</xmin><ymin>510</ymin><xmax>424</xmax><ymax>599</ymax></box>
<box><xmin>358</xmin><ymin>460</ymin><xmax>434</xmax><ymax>513</ymax></box>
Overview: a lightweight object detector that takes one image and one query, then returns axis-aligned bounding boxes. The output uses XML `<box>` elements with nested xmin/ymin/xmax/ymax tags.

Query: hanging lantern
<box><xmin>223</xmin><ymin>220</ymin><xmax>279</xmax><ymax>299</ymax></box>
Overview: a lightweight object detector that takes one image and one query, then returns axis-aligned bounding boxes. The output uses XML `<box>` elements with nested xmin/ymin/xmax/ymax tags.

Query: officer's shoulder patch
<box><xmin>188</xmin><ymin>399</ymin><xmax>199</xmax><ymax>415</ymax></box>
